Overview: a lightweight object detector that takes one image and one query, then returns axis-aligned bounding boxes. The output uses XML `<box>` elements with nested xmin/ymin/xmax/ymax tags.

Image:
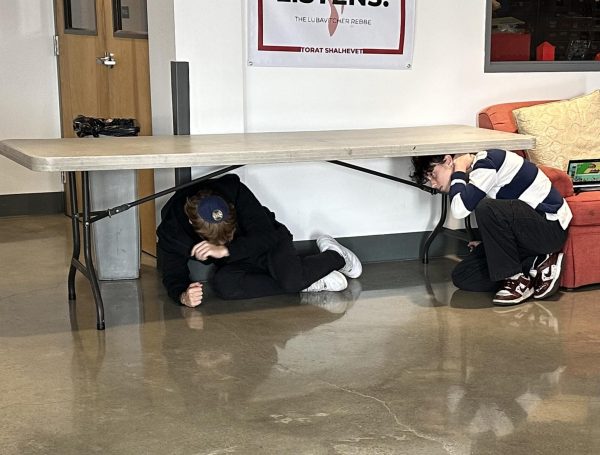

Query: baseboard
<box><xmin>184</xmin><ymin>231</ymin><xmax>472</xmax><ymax>282</ymax></box>
<box><xmin>0</xmin><ymin>192</ymin><xmax>64</xmax><ymax>217</ymax></box>
<box><xmin>293</xmin><ymin>231</ymin><xmax>471</xmax><ymax>262</ymax></box>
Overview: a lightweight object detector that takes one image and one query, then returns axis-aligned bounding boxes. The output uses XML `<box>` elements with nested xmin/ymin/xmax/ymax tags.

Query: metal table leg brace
<box><xmin>328</xmin><ymin>160</ymin><xmax>473</xmax><ymax>263</ymax></box>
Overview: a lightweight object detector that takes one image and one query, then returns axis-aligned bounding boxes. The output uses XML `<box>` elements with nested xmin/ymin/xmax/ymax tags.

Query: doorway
<box><xmin>54</xmin><ymin>0</ymin><xmax>156</xmax><ymax>256</ymax></box>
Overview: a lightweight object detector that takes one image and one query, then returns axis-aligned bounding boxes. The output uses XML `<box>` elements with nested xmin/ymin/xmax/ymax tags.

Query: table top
<box><xmin>0</xmin><ymin>125</ymin><xmax>535</xmax><ymax>172</ymax></box>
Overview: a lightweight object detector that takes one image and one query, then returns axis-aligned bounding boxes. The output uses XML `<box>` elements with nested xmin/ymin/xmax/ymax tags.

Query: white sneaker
<box><xmin>316</xmin><ymin>235</ymin><xmax>363</xmax><ymax>278</ymax></box>
<box><xmin>301</xmin><ymin>270</ymin><xmax>348</xmax><ymax>292</ymax></box>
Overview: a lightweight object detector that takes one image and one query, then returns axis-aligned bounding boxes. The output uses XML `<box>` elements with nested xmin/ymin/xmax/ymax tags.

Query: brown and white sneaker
<box><xmin>492</xmin><ymin>273</ymin><xmax>534</xmax><ymax>306</ymax></box>
<box><xmin>530</xmin><ymin>252</ymin><xmax>564</xmax><ymax>299</ymax></box>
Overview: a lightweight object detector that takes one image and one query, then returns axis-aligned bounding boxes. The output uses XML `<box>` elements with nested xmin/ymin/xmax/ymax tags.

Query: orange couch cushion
<box><xmin>566</xmin><ymin>191</ymin><xmax>600</xmax><ymax>226</ymax></box>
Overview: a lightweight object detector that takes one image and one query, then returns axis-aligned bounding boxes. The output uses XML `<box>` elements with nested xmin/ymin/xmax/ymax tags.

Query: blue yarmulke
<box><xmin>197</xmin><ymin>195</ymin><xmax>229</xmax><ymax>224</ymax></box>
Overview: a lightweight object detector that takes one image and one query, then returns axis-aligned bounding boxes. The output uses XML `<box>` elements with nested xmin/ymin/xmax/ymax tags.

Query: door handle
<box><xmin>96</xmin><ymin>52</ymin><xmax>116</xmax><ymax>68</ymax></box>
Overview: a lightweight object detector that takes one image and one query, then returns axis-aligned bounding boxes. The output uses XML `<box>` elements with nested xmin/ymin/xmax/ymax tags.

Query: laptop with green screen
<box><xmin>566</xmin><ymin>159</ymin><xmax>600</xmax><ymax>190</ymax></box>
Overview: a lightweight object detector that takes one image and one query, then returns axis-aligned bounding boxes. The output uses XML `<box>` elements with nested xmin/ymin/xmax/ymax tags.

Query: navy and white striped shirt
<box><xmin>449</xmin><ymin>149</ymin><xmax>572</xmax><ymax>229</ymax></box>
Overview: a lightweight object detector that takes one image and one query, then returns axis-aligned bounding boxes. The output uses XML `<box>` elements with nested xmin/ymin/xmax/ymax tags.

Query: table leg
<box><xmin>67</xmin><ymin>172</ymin><xmax>80</xmax><ymax>300</ymax></box>
<box><xmin>67</xmin><ymin>172</ymin><xmax>106</xmax><ymax>329</ymax></box>
<box><xmin>81</xmin><ymin>171</ymin><xmax>105</xmax><ymax>330</ymax></box>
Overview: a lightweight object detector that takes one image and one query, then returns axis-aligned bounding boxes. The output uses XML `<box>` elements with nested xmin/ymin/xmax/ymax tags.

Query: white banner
<box><xmin>248</xmin><ymin>0</ymin><xmax>415</xmax><ymax>70</ymax></box>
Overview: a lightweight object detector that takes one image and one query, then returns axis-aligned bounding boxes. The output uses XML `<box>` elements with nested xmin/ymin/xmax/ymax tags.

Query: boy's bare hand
<box><xmin>191</xmin><ymin>241</ymin><xmax>229</xmax><ymax>261</ymax></box>
<box><xmin>181</xmin><ymin>282</ymin><xmax>203</xmax><ymax>307</ymax></box>
<box><xmin>467</xmin><ymin>240</ymin><xmax>481</xmax><ymax>251</ymax></box>
<box><xmin>453</xmin><ymin>154</ymin><xmax>475</xmax><ymax>172</ymax></box>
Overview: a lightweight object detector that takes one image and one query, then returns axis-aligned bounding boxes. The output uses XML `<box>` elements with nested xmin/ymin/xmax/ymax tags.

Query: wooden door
<box><xmin>55</xmin><ymin>0</ymin><xmax>156</xmax><ymax>256</ymax></box>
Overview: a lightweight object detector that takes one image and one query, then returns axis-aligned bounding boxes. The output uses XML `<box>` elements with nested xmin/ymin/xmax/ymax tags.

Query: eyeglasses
<box><xmin>424</xmin><ymin>163</ymin><xmax>443</xmax><ymax>182</ymax></box>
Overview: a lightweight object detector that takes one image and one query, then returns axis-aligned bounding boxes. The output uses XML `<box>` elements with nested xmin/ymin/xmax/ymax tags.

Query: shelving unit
<box><xmin>492</xmin><ymin>0</ymin><xmax>600</xmax><ymax>61</ymax></box>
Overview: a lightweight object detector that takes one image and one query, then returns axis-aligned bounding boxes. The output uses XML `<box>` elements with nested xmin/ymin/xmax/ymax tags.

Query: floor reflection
<box><xmin>2</xmin><ymin>215</ymin><xmax>600</xmax><ymax>454</ymax></box>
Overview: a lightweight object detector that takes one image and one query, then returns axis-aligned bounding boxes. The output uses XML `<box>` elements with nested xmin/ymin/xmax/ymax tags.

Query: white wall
<box><xmin>0</xmin><ymin>0</ymin><xmax>61</xmax><ymax>195</ymax></box>
<box><xmin>0</xmin><ymin>1</ymin><xmax>597</xmax><ymax>226</ymax></box>
<box><xmin>149</xmin><ymin>0</ymin><xmax>600</xmax><ymax>240</ymax></box>
<box><xmin>147</xmin><ymin>1</ymin><xmax>176</xmax><ymax>137</ymax></box>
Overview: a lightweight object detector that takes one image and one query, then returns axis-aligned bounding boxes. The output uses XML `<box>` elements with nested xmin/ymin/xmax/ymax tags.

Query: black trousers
<box><xmin>452</xmin><ymin>199</ymin><xmax>567</xmax><ymax>292</ymax></box>
<box><xmin>210</xmin><ymin>226</ymin><xmax>345</xmax><ymax>300</ymax></box>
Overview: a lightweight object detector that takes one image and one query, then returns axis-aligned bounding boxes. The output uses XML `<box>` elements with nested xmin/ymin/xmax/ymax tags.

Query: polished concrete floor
<box><xmin>2</xmin><ymin>215</ymin><xmax>600</xmax><ymax>454</ymax></box>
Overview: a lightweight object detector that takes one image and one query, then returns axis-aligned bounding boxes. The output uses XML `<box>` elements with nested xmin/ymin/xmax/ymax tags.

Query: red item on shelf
<box><xmin>490</xmin><ymin>33</ymin><xmax>531</xmax><ymax>61</ymax></box>
<box><xmin>536</xmin><ymin>41</ymin><xmax>555</xmax><ymax>61</ymax></box>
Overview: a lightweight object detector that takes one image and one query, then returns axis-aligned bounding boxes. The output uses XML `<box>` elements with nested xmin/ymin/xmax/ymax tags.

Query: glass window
<box><xmin>64</xmin><ymin>0</ymin><xmax>97</xmax><ymax>35</ymax></box>
<box><xmin>113</xmin><ymin>0</ymin><xmax>148</xmax><ymax>39</ymax></box>
<box><xmin>485</xmin><ymin>0</ymin><xmax>600</xmax><ymax>72</ymax></box>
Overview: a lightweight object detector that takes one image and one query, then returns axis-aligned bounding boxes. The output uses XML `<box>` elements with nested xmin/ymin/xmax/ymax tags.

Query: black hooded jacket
<box><xmin>156</xmin><ymin>174</ymin><xmax>283</xmax><ymax>302</ymax></box>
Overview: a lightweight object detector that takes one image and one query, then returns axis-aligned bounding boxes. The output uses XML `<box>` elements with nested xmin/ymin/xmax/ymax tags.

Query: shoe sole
<box><xmin>301</xmin><ymin>271</ymin><xmax>348</xmax><ymax>292</ymax></box>
<box><xmin>492</xmin><ymin>287</ymin><xmax>534</xmax><ymax>306</ymax></box>
<box><xmin>534</xmin><ymin>253</ymin><xmax>563</xmax><ymax>300</ymax></box>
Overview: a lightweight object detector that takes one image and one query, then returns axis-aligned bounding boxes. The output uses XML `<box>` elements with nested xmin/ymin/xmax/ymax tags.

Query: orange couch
<box><xmin>479</xmin><ymin>101</ymin><xmax>600</xmax><ymax>289</ymax></box>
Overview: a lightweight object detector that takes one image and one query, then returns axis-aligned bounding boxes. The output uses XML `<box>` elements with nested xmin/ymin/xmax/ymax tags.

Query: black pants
<box><xmin>210</xmin><ymin>226</ymin><xmax>345</xmax><ymax>300</ymax></box>
<box><xmin>452</xmin><ymin>199</ymin><xmax>567</xmax><ymax>292</ymax></box>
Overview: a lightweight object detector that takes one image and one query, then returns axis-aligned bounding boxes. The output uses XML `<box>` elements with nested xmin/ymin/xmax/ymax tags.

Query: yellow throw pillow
<box><xmin>513</xmin><ymin>90</ymin><xmax>600</xmax><ymax>170</ymax></box>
